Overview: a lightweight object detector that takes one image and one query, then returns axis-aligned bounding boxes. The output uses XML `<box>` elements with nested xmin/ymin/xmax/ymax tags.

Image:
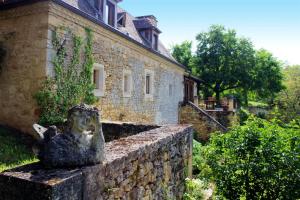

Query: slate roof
<box><xmin>0</xmin><ymin>0</ymin><xmax>182</xmax><ymax>67</ymax></box>
<box><xmin>72</xmin><ymin>0</ymin><xmax>176</xmax><ymax>62</ymax></box>
<box><xmin>116</xmin><ymin>7</ymin><xmax>174</xmax><ymax>61</ymax></box>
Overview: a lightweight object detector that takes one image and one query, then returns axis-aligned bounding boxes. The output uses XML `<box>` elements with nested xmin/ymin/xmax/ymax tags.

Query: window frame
<box><xmin>144</xmin><ymin>69</ymin><xmax>154</xmax><ymax>100</ymax></box>
<box><xmin>92</xmin><ymin>63</ymin><xmax>105</xmax><ymax>97</ymax></box>
<box><xmin>123</xmin><ymin>69</ymin><xmax>132</xmax><ymax>98</ymax></box>
<box><xmin>105</xmin><ymin>0</ymin><xmax>117</xmax><ymax>27</ymax></box>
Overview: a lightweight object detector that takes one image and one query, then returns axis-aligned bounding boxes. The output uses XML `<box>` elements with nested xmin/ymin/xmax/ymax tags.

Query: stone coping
<box><xmin>0</xmin><ymin>124</ymin><xmax>192</xmax><ymax>185</ymax></box>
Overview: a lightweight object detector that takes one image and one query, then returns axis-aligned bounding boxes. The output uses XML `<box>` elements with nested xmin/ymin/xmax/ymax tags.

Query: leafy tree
<box><xmin>252</xmin><ymin>49</ymin><xmax>284</xmax><ymax>104</ymax></box>
<box><xmin>200</xmin><ymin>117</ymin><xmax>300</xmax><ymax>199</ymax></box>
<box><xmin>194</xmin><ymin>25</ymin><xmax>256</xmax><ymax>104</ymax></box>
<box><xmin>171</xmin><ymin>41</ymin><xmax>194</xmax><ymax>70</ymax></box>
<box><xmin>274</xmin><ymin>65</ymin><xmax>300</xmax><ymax>121</ymax></box>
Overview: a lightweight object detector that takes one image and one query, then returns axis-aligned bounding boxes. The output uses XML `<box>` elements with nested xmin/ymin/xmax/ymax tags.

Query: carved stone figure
<box><xmin>33</xmin><ymin>104</ymin><xmax>105</xmax><ymax>168</ymax></box>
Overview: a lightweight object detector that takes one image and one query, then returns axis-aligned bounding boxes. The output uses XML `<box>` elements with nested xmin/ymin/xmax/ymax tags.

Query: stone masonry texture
<box><xmin>0</xmin><ymin>124</ymin><xmax>193</xmax><ymax>200</ymax></box>
<box><xmin>0</xmin><ymin>1</ymin><xmax>185</xmax><ymax>136</ymax></box>
<box><xmin>0</xmin><ymin>2</ymin><xmax>49</xmax><ymax>135</ymax></box>
<box><xmin>179</xmin><ymin>103</ymin><xmax>226</xmax><ymax>141</ymax></box>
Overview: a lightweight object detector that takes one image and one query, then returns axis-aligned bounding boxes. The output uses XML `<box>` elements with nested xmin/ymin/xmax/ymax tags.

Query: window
<box><xmin>144</xmin><ymin>69</ymin><xmax>154</xmax><ymax>99</ymax></box>
<box><xmin>105</xmin><ymin>0</ymin><xmax>116</xmax><ymax>27</ymax></box>
<box><xmin>169</xmin><ymin>84</ymin><xmax>173</xmax><ymax>96</ymax></box>
<box><xmin>117</xmin><ymin>13</ymin><xmax>126</xmax><ymax>27</ymax></box>
<box><xmin>146</xmin><ymin>75</ymin><xmax>151</xmax><ymax>94</ymax></box>
<box><xmin>123</xmin><ymin>69</ymin><xmax>132</xmax><ymax>97</ymax></box>
<box><xmin>92</xmin><ymin>63</ymin><xmax>105</xmax><ymax>96</ymax></box>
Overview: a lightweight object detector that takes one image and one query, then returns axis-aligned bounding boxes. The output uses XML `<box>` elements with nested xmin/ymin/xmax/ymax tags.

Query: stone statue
<box><xmin>33</xmin><ymin>104</ymin><xmax>105</xmax><ymax>168</ymax></box>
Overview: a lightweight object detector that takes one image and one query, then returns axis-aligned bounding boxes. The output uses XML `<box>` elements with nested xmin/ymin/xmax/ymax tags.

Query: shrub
<box><xmin>192</xmin><ymin>140</ymin><xmax>202</xmax><ymax>174</ymax></box>
<box><xmin>200</xmin><ymin>117</ymin><xmax>300</xmax><ymax>199</ymax></box>
<box><xmin>192</xmin><ymin>139</ymin><xmax>211</xmax><ymax>176</ymax></box>
<box><xmin>183</xmin><ymin>178</ymin><xmax>205</xmax><ymax>200</ymax></box>
<box><xmin>237</xmin><ymin>107</ymin><xmax>250</xmax><ymax>125</ymax></box>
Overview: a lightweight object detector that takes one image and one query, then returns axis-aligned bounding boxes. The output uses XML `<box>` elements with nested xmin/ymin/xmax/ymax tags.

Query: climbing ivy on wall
<box><xmin>35</xmin><ymin>27</ymin><xmax>97</xmax><ymax>126</ymax></box>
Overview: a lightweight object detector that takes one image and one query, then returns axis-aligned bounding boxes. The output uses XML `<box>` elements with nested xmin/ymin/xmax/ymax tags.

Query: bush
<box><xmin>183</xmin><ymin>178</ymin><xmax>205</xmax><ymax>200</ymax></box>
<box><xmin>192</xmin><ymin>140</ymin><xmax>212</xmax><ymax>177</ymax></box>
<box><xmin>237</xmin><ymin>107</ymin><xmax>250</xmax><ymax>125</ymax></box>
<box><xmin>200</xmin><ymin>117</ymin><xmax>300</xmax><ymax>199</ymax></box>
<box><xmin>192</xmin><ymin>140</ymin><xmax>202</xmax><ymax>174</ymax></box>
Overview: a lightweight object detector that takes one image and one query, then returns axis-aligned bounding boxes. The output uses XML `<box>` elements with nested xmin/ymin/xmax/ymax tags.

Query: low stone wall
<box><xmin>248</xmin><ymin>106</ymin><xmax>269</xmax><ymax>117</ymax></box>
<box><xmin>179</xmin><ymin>102</ymin><xmax>227</xmax><ymax>141</ymax></box>
<box><xmin>205</xmin><ymin>110</ymin><xmax>238</xmax><ymax>128</ymax></box>
<box><xmin>0</xmin><ymin>125</ymin><xmax>193</xmax><ymax>200</ymax></box>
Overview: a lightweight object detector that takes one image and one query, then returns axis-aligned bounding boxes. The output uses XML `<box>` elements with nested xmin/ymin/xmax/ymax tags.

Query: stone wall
<box><xmin>0</xmin><ymin>124</ymin><xmax>193</xmax><ymax>200</ymax></box>
<box><xmin>47</xmin><ymin>1</ymin><xmax>185</xmax><ymax>125</ymax></box>
<box><xmin>179</xmin><ymin>102</ymin><xmax>227</xmax><ymax>141</ymax></box>
<box><xmin>206</xmin><ymin>110</ymin><xmax>238</xmax><ymax>128</ymax></box>
<box><xmin>0</xmin><ymin>1</ymin><xmax>185</xmax><ymax>135</ymax></box>
<box><xmin>102</xmin><ymin>121</ymin><xmax>159</xmax><ymax>142</ymax></box>
<box><xmin>0</xmin><ymin>2</ymin><xmax>49</xmax><ymax>135</ymax></box>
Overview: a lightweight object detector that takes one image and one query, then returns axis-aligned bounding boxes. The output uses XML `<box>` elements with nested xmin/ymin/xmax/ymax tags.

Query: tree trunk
<box><xmin>216</xmin><ymin>90</ymin><xmax>221</xmax><ymax>107</ymax></box>
<box><xmin>244</xmin><ymin>90</ymin><xmax>248</xmax><ymax>106</ymax></box>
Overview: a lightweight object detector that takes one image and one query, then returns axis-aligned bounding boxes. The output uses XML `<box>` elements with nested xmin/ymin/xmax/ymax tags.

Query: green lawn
<box><xmin>0</xmin><ymin>127</ymin><xmax>38</xmax><ymax>172</ymax></box>
<box><xmin>248</xmin><ymin>101</ymin><xmax>269</xmax><ymax>108</ymax></box>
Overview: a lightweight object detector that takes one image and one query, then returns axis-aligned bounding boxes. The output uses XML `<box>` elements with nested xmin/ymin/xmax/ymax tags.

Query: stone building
<box><xmin>0</xmin><ymin>0</ymin><xmax>192</xmax><ymax>135</ymax></box>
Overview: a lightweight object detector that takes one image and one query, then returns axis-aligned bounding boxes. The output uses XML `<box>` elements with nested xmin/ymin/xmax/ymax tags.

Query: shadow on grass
<box><xmin>0</xmin><ymin>127</ymin><xmax>38</xmax><ymax>172</ymax></box>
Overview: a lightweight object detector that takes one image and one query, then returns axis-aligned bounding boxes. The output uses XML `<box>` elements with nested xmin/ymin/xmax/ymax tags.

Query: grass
<box><xmin>248</xmin><ymin>101</ymin><xmax>269</xmax><ymax>108</ymax></box>
<box><xmin>0</xmin><ymin>127</ymin><xmax>38</xmax><ymax>172</ymax></box>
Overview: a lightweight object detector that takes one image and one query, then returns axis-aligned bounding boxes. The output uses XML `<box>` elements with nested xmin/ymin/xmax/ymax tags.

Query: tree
<box><xmin>275</xmin><ymin>65</ymin><xmax>300</xmax><ymax>121</ymax></box>
<box><xmin>194</xmin><ymin>25</ymin><xmax>256</xmax><ymax>104</ymax></box>
<box><xmin>252</xmin><ymin>49</ymin><xmax>284</xmax><ymax>104</ymax></box>
<box><xmin>171</xmin><ymin>41</ymin><xmax>194</xmax><ymax>70</ymax></box>
<box><xmin>200</xmin><ymin>117</ymin><xmax>300</xmax><ymax>199</ymax></box>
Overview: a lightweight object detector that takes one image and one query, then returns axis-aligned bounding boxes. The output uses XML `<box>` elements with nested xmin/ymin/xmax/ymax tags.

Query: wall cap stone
<box><xmin>0</xmin><ymin>124</ymin><xmax>193</xmax><ymax>199</ymax></box>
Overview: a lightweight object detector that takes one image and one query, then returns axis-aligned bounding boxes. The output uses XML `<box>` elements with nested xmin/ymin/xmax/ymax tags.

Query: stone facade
<box><xmin>0</xmin><ymin>2</ymin><xmax>49</xmax><ymax>134</ymax></box>
<box><xmin>0</xmin><ymin>124</ymin><xmax>193</xmax><ymax>200</ymax></box>
<box><xmin>0</xmin><ymin>1</ymin><xmax>185</xmax><ymax>135</ymax></box>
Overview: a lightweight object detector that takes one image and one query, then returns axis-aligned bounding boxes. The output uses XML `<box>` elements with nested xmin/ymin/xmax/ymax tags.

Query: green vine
<box><xmin>35</xmin><ymin>27</ymin><xmax>97</xmax><ymax>126</ymax></box>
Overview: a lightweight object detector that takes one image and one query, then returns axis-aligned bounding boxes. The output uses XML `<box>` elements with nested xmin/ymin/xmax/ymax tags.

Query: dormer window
<box><xmin>105</xmin><ymin>0</ymin><xmax>116</xmax><ymax>27</ymax></box>
<box><xmin>117</xmin><ymin>12</ymin><xmax>126</xmax><ymax>27</ymax></box>
<box><xmin>133</xmin><ymin>15</ymin><xmax>161</xmax><ymax>51</ymax></box>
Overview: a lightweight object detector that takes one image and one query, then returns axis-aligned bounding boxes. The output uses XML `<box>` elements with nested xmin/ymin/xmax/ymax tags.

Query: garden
<box><xmin>176</xmin><ymin>25</ymin><xmax>300</xmax><ymax>200</ymax></box>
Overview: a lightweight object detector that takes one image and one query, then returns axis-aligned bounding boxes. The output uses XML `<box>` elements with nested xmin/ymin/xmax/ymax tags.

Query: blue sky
<box><xmin>119</xmin><ymin>0</ymin><xmax>300</xmax><ymax>65</ymax></box>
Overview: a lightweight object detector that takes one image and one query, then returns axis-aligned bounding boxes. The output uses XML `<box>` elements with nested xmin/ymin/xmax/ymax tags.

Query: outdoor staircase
<box><xmin>179</xmin><ymin>101</ymin><xmax>227</xmax><ymax>141</ymax></box>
